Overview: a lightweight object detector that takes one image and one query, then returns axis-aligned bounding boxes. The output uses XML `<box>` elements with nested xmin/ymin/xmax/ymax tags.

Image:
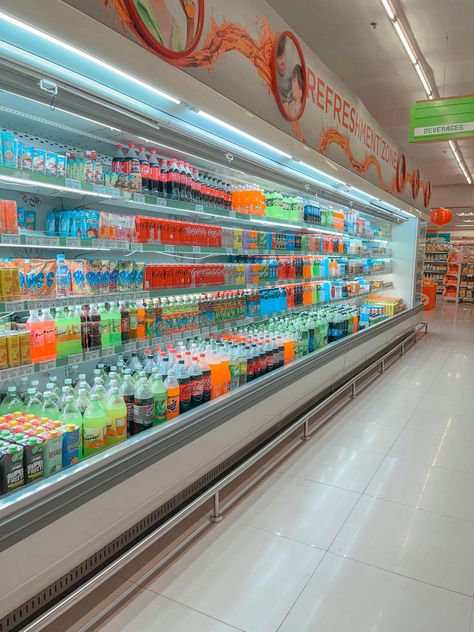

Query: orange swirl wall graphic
<box><xmin>106</xmin><ymin>0</ymin><xmax>430</xmax><ymax>207</ymax></box>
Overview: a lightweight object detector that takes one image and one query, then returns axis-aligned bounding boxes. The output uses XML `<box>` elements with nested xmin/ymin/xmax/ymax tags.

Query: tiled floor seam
<box><xmin>328</xmin><ymin>551</ymin><xmax>474</xmax><ymax>599</ymax></box>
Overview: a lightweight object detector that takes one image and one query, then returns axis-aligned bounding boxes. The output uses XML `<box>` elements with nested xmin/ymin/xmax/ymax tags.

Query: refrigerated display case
<box><xmin>0</xmin><ymin>1</ymin><xmax>427</xmax><ymax>626</ymax></box>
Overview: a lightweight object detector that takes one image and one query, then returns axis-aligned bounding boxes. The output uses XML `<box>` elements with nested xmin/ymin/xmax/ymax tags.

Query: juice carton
<box><xmin>0</xmin><ymin>334</ymin><xmax>8</xmax><ymax>369</ymax></box>
<box><xmin>0</xmin><ymin>267</ymin><xmax>20</xmax><ymax>300</ymax></box>
<box><xmin>57</xmin><ymin>155</ymin><xmax>67</xmax><ymax>178</ymax></box>
<box><xmin>4</xmin><ymin>200</ymin><xmax>18</xmax><ymax>234</ymax></box>
<box><xmin>39</xmin><ymin>430</ymin><xmax>63</xmax><ymax>476</ymax></box>
<box><xmin>6</xmin><ymin>332</ymin><xmax>20</xmax><ymax>367</ymax></box>
<box><xmin>80</xmin><ymin>210</ymin><xmax>99</xmax><ymax>239</ymax></box>
<box><xmin>118</xmin><ymin>261</ymin><xmax>134</xmax><ymax>292</ymax></box>
<box><xmin>61</xmin><ymin>423</ymin><xmax>80</xmax><ymax>467</ymax></box>
<box><xmin>20</xmin><ymin>146</ymin><xmax>34</xmax><ymax>171</ymax></box>
<box><xmin>0</xmin><ymin>441</ymin><xmax>25</xmax><ymax>493</ymax></box>
<box><xmin>69</xmin><ymin>260</ymin><xmax>85</xmax><ymax>296</ymax></box>
<box><xmin>100</xmin><ymin>260</ymin><xmax>110</xmax><ymax>294</ymax></box>
<box><xmin>134</xmin><ymin>262</ymin><xmax>145</xmax><ymax>291</ymax></box>
<box><xmin>17</xmin><ymin>436</ymin><xmax>44</xmax><ymax>483</ymax></box>
<box><xmin>84</xmin><ymin>260</ymin><xmax>102</xmax><ymax>294</ymax></box>
<box><xmin>33</xmin><ymin>149</ymin><xmax>46</xmax><ymax>174</ymax></box>
<box><xmin>109</xmin><ymin>260</ymin><xmax>119</xmax><ymax>293</ymax></box>
<box><xmin>14</xmin><ymin>140</ymin><xmax>22</xmax><ymax>169</ymax></box>
<box><xmin>46</xmin><ymin>151</ymin><xmax>58</xmax><ymax>176</ymax></box>
<box><xmin>17</xmin><ymin>208</ymin><xmax>37</xmax><ymax>231</ymax></box>
<box><xmin>1</xmin><ymin>132</ymin><xmax>16</xmax><ymax>168</ymax></box>
<box><xmin>19</xmin><ymin>332</ymin><xmax>31</xmax><ymax>365</ymax></box>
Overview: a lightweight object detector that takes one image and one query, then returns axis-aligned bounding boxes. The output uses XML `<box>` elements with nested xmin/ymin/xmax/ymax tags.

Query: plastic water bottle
<box><xmin>56</xmin><ymin>254</ymin><xmax>70</xmax><ymax>297</ymax></box>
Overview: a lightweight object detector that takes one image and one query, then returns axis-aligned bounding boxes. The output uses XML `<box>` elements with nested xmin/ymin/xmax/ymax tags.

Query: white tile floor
<box><xmin>97</xmin><ymin>304</ymin><xmax>474</xmax><ymax>631</ymax></box>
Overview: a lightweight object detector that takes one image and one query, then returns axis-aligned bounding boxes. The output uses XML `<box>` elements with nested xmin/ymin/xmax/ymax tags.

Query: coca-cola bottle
<box><xmin>178</xmin><ymin>160</ymin><xmax>187</xmax><ymax>200</ymax></box>
<box><xmin>160</xmin><ymin>159</ymin><xmax>169</xmax><ymax>198</ymax></box>
<box><xmin>149</xmin><ymin>149</ymin><xmax>161</xmax><ymax>195</ymax></box>
<box><xmin>192</xmin><ymin>168</ymin><xmax>202</xmax><ymax>203</ymax></box>
<box><xmin>168</xmin><ymin>158</ymin><xmax>180</xmax><ymax>199</ymax></box>
<box><xmin>177</xmin><ymin>359</ymin><xmax>191</xmax><ymax>414</ymax></box>
<box><xmin>138</xmin><ymin>146</ymin><xmax>151</xmax><ymax>193</ymax></box>
<box><xmin>184</xmin><ymin>162</ymin><xmax>193</xmax><ymax>200</ymax></box>
<box><xmin>123</xmin><ymin>143</ymin><xmax>141</xmax><ymax>192</ymax></box>
<box><xmin>112</xmin><ymin>144</ymin><xmax>125</xmax><ymax>174</ymax></box>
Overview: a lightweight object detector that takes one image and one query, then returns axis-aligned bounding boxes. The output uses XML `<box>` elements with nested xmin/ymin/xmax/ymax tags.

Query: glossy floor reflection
<box><xmin>93</xmin><ymin>304</ymin><xmax>474</xmax><ymax>631</ymax></box>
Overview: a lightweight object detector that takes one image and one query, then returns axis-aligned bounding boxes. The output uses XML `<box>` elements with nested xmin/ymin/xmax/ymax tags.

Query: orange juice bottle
<box><xmin>219</xmin><ymin>348</ymin><xmax>231</xmax><ymax>394</ymax></box>
<box><xmin>26</xmin><ymin>310</ymin><xmax>44</xmax><ymax>363</ymax></box>
<box><xmin>282</xmin><ymin>336</ymin><xmax>295</xmax><ymax>364</ymax></box>
<box><xmin>164</xmin><ymin>373</ymin><xmax>180</xmax><ymax>419</ymax></box>
<box><xmin>136</xmin><ymin>301</ymin><xmax>145</xmax><ymax>340</ymax></box>
<box><xmin>40</xmin><ymin>308</ymin><xmax>57</xmax><ymax>361</ymax></box>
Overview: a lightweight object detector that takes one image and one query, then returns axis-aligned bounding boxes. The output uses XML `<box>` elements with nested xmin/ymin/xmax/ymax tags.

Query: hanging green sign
<box><xmin>409</xmin><ymin>95</ymin><xmax>474</xmax><ymax>142</ymax></box>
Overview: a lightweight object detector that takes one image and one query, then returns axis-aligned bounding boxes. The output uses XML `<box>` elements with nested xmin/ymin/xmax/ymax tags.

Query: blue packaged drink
<box><xmin>22</xmin><ymin>146</ymin><xmax>34</xmax><ymax>171</ymax></box>
<box><xmin>1</xmin><ymin>132</ymin><xmax>16</xmax><ymax>168</ymax></box>
<box><xmin>61</xmin><ymin>424</ymin><xmax>80</xmax><ymax>468</ymax></box>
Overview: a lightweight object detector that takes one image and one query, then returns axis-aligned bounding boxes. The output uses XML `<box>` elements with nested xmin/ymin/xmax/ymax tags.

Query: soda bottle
<box><xmin>108</xmin><ymin>303</ymin><xmax>122</xmax><ymax>346</ymax></box>
<box><xmin>58</xmin><ymin>379</ymin><xmax>74</xmax><ymax>410</ymax></box>
<box><xmin>26</xmin><ymin>309</ymin><xmax>44</xmax><ymax>363</ymax></box>
<box><xmin>138</xmin><ymin>146</ymin><xmax>151</xmax><ymax>192</ymax></box>
<box><xmin>74</xmin><ymin>373</ymin><xmax>91</xmax><ymax>394</ymax></box>
<box><xmin>228</xmin><ymin>346</ymin><xmax>241</xmax><ymax>390</ymax></box>
<box><xmin>76</xmin><ymin>388</ymin><xmax>91</xmax><ymax>415</ymax></box>
<box><xmin>164</xmin><ymin>373</ymin><xmax>180</xmax><ymax>419</ymax></box>
<box><xmin>76</xmin><ymin>305</ymin><xmax>88</xmax><ymax>351</ymax></box>
<box><xmin>112</xmin><ymin>144</ymin><xmax>125</xmax><ymax>175</ymax></box>
<box><xmin>98</xmin><ymin>303</ymin><xmax>111</xmax><ymax>348</ymax></box>
<box><xmin>41</xmin><ymin>308</ymin><xmax>57</xmax><ymax>361</ymax></box>
<box><xmin>0</xmin><ymin>386</ymin><xmax>23</xmax><ymax>414</ymax></box>
<box><xmin>238</xmin><ymin>343</ymin><xmax>248</xmax><ymax>386</ymax></box>
<box><xmin>41</xmin><ymin>391</ymin><xmax>60</xmax><ymax>419</ymax></box>
<box><xmin>91</xmin><ymin>377</ymin><xmax>108</xmax><ymax>408</ymax></box>
<box><xmin>120</xmin><ymin>370</ymin><xmax>135</xmax><ymax>436</ymax></box>
<box><xmin>104</xmin><ymin>387</ymin><xmax>127</xmax><ymax>446</ymax></box>
<box><xmin>49</xmin><ymin>376</ymin><xmax>62</xmax><ymax>401</ymax></box>
<box><xmin>149</xmin><ymin>149</ymin><xmax>161</xmax><ymax>195</ymax></box>
<box><xmin>83</xmin><ymin>394</ymin><xmax>107</xmax><ymax>457</ymax></box>
<box><xmin>176</xmin><ymin>360</ymin><xmax>191</xmax><ymax>414</ymax></box>
<box><xmin>133</xmin><ymin>376</ymin><xmax>154</xmax><ymax>434</ymax></box>
<box><xmin>168</xmin><ymin>158</ymin><xmax>180</xmax><ymax>198</ymax></box>
<box><xmin>25</xmin><ymin>388</ymin><xmax>42</xmax><ymax>415</ymax></box>
<box><xmin>87</xmin><ymin>303</ymin><xmax>101</xmax><ymax>350</ymax></box>
<box><xmin>128</xmin><ymin>302</ymin><xmax>138</xmax><ymax>340</ymax></box>
<box><xmin>128</xmin><ymin>352</ymin><xmax>143</xmax><ymax>374</ymax></box>
<box><xmin>151</xmin><ymin>373</ymin><xmax>167</xmax><ymax>424</ymax></box>
<box><xmin>61</xmin><ymin>395</ymin><xmax>83</xmax><ymax>457</ymax></box>
<box><xmin>198</xmin><ymin>353</ymin><xmax>211</xmax><ymax>402</ymax></box>
<box><xmin>160</xmin><ymin>159</ymin><xmax>170</xmax><ymax>198</ymax></box>
<box><xmin>189</xmin><ymin>356</ymin><xmax>203</xmax><ymax>407</ymax></box>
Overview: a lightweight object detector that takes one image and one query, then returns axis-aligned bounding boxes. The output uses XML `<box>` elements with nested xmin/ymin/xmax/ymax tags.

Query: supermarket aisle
<box><xmin>94</xmin><ymin>304</ymin><xmax>474</xmax><ymax>632</ymax></box>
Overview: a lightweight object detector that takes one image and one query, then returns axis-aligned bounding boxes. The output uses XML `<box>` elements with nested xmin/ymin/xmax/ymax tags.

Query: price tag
<box><xmin>133</xmin><ymin>193</ymin><xmax>145</xmax><ymax>204</ymax></box>
<box><xmin>18</xmin><ymin>365</ymin><xmax>34</xmax><ymax>377</ymax></box>
<box><xmin>38</xmin><ymin>360</ymin><xmax>56</xmax><ymax>371</ymax></box>
<box><xmin>157</xmin><ymin>198</ymin><xmax>167</xmax><ymax>208</ymax></box>
<box><xmin>43</xmin><ymin>237</ymin><xmax>60</xmax><ymax>247</ymax></box>
<box><xmin>133</xmin><ymin>243</ymin><xmax>144</xmax><ymax>251</ymax></box>
<box><xmin>228</xmin><ymin>211</ymin><xmax>236</xmax><ymax>218</ymax></box>
<box><xmin>24</xmin><ymin>234</ymin><xmax>40</xmax><ymax>246</ymax></box>
<box><xmin>201</xmin><ymin>327</ymin><xmax>210</xmax><ymax>335</ymax></box>
<box><xmin>65</xmin><ymin>179</ymin><xmax>81</xmax><ymax>190</ymax></box>
<box><xmin>193</xmin><ymin>245</ymin><xmax>201</xmax><ymax>254</ymax></box>
<box><xmin>107</xmin><ymin>187</ymin><xmax>118</xmax><ymax>197</ymax></box>
<box><xmin>2</xmin><ymin>234</ymin><xmax>20</xmax><ymax>245</ymax></box>
<box><xmin>226</xmin><ymin>248</ymin><xmax>233</xmax><ymax>255</ymax></box>
<box><xmin>93</xmin><ymin>184</ymin><xmax>107</xmax><ymax>195</ymax></box>
<box><xmin>195</xmin><ymin>204</ymin><xmax>204</xmax><ymax>213</ymax></box>
<box><xmin>124</xmin><ymin>342</ymin><xmax>136</xmax><ymax>352</ymax></box>
<box><xmin>122</xmin><ymin>191</ymin><xmax>132</xmax><ymax>199</ymax></box>
<box><xmin>85</xmin><ymin>350</ymin><xmax>100</xmax><ymax>361</ymax></box>
<box><xmin>65</xmin><ymin>237</ymin><xmax>81</xmax><ymax>248</ymax></box>
<box><xmin>5</xmin><ymin>300</ymin><xmax>25</xmax><ymax>312</ymax></box>
<box><xmin>68</xmin><ymin>354</ymin><xmax>83</xmax><ymax>365</ymax></box>
<box><xmin>165</xmin><ymin>244</ymin><xmax>175</xmax><ymax>253</ymax></box>
<box><xmin>3</xmin><ymin>368</ymin><xmax>17</xmax><ymax>379</ymax></box>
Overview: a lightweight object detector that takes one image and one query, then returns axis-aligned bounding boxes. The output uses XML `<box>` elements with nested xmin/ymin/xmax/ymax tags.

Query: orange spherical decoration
<box><xmin>430</xmin><ymin>207</ymin><xmax>453</xmax><ymax>226</ymax></box>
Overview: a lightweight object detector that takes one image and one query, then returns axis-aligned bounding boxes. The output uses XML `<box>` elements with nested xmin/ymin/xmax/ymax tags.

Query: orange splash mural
<box><xmin>105</xmin><ymin>0</ymin><xmax>430</xmax><ymax>206</ymax></box>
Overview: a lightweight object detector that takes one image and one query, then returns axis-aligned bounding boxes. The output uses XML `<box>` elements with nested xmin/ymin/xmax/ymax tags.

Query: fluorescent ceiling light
<box><xmin>198</xmin><ymin>110</ymin><xmax>292</xmax><ymax>159</ymax></box>
<box><xmin>414</xmin><ymin>63</ymin><xmax>432</xmax><ymax>97</ymax></box>
<box><xmin>298</xmin><ymin>161</ymin><xmax>347</xmax><ymax>186</ymax></box>
<box><xmin>393</xmin><ymin>21</ymin><xmax>417</xmax><ymax>64</ymax></box>
<box><xmin>0</xmin><ymin>174</ymin><xmax>112</xmax><ymax>198</ymax></box>
<box><xmin>0</xmin><ymin>10</ymin><xmax>180</xmax><ymax>105</ymax></box>
<box><xmin>380</xmin><ymin>0</ymin><xmax>395</xmax><ymax>20</ymax></box>
<box><xmin>52</xmin><ymin>106</ymin><xmax>121</xmax><ymax>131</ymax></box>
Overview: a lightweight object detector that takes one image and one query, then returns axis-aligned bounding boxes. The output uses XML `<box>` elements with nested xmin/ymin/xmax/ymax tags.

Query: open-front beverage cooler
<box><xmin>0</xmin><ymin>0</ymin><xmax>429</xmax><ymax>627</ymax></box>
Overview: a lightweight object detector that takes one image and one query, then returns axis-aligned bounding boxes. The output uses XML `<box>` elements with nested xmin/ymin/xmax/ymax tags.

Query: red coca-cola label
<box><xmin>170</xmin><ymin>171</ymin><xmax>180</xmax><ymax>183</ymax></box>
<box><xmin>179</xmin><ymin>382</ymin><xmax>191</xmax><ymax>402</ymax></box>
<box><xmin>191</xmin><ymin>378</ymin><xmax>203</xmax><ymax>397</ymax></box>
<box><xmin>151</xmin><ymin>166</ymin><xmax>160</xmax><ymax>180</ymax></box>
<box><xmin>139</xmin><ymin>164</ymin><xmax>151</xmax><ymax>177</ymax></box>
<box><xmin>203</xmin><ymin>374</ymin><xmax>211</xmax><ymax>392</ymax></box>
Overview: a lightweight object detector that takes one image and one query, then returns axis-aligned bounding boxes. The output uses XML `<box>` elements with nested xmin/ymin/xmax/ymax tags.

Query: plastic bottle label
<box><xmin>153</xmin><ymin>397</ymin><xmax>167</xmax><ymax>422</ymax></box>
<box><xmin>83</xmin><ymin>426</ymin><xmax>105</xmax><ymax>451</ymax></box>
<box><xmin>107</xmin><ymin>416</ymin><xmax>126</xmax><ymax>437</ymax></box>
<box><xmin>167</xmin><ymin>394</ymin><xmax>179</xmax><ymax>417</ymax></box>
<box><xmin>133</xmin><ymin>399</ymin><xmax>153</xmax><ymax>430</ymax></box>
<box><xmin>179</xmin><ymin>383</ymin><xmax>191</xmax><ymax>407</ymax></box>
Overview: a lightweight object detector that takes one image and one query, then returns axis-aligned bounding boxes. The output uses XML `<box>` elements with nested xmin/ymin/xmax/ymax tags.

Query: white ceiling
<box><xmin>267</xmin><ymin>0</ymin><xmax>474</xmax><ymax>205</ymax></box>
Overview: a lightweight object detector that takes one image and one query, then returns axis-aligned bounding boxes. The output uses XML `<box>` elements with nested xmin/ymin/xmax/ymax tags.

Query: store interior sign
<box><xmin>410</xmin><ymin>95</ymin><xmax>474</xmax><ymax>142</ymax></box>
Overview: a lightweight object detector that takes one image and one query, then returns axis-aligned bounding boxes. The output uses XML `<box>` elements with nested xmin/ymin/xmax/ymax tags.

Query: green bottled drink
<box><xmin>41</xmin><ymin>391</ymin><xmax>60</xmax><ymax>420</ymax></box>
<box><xmin>0</xmin><ymin>386</ymin><xmax>23</xmax><ymax>415</ymax></box>
<box><xmin>61</xmin><ymin>395</ymin><xmax>84</xmax><ymax>458</ymax></box>
<box><xmin>151</xmin><ymin>373</ymin><xmax>167</xmax><ymax>425</ymax></box>
<box><xmin>104</xmin><ymin>387</ymin><xmax>127</xmax><ymax>446</ymax></box>
<box><xmin>83</xmin><ymin>393</ymin><xmax>107</xmax><ymax>457</ymax></box>
<box><xmin>55</xmin><ymin>306</ymin><xmax>69</xmax><ymax>358</ymax></box>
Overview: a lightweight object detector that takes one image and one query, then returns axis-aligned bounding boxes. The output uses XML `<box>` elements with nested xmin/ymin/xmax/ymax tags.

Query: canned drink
<box><xmin>61</xmin><ymin>424</ymin><xmax>80</xmax><ymax>468</ymax></box>
<box><xmin>19</xmin><ymin>332</ymin><xmax>31</xmax><ymax>365</ymax></box>
<box><xmin>0</xmin><ymin>442</ymin><xmax>25</xmax><ymax>493</ymax></box>
<box><xmin>39</xmin><ymin>430</ymin><xmax>63</xmax><ymax>476</ymax></box>
<box><xmin>6</xmin><ymin>333</ymin><xmax>20</xmax><ymax>367</ymax></box>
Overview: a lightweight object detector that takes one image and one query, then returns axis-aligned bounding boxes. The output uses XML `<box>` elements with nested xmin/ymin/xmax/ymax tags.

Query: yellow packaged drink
<box><xmin>6</xmin><ymin>333</ymin><xmax>20</xmax><ymax>367</ymax></box>
<box><xmin>19</xmin><ymin>331</ymin><xmax>31</xmax><ymax>365</ymax></box>
<box><xmin>0</xmin><ymin>268</ymin><xmax>16</xmax><ymax>300</ymax></box>
<box><xmin>0</xmin><ymin>334</ymin><xmax>7</xmax><ymax>369</ymax></box>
